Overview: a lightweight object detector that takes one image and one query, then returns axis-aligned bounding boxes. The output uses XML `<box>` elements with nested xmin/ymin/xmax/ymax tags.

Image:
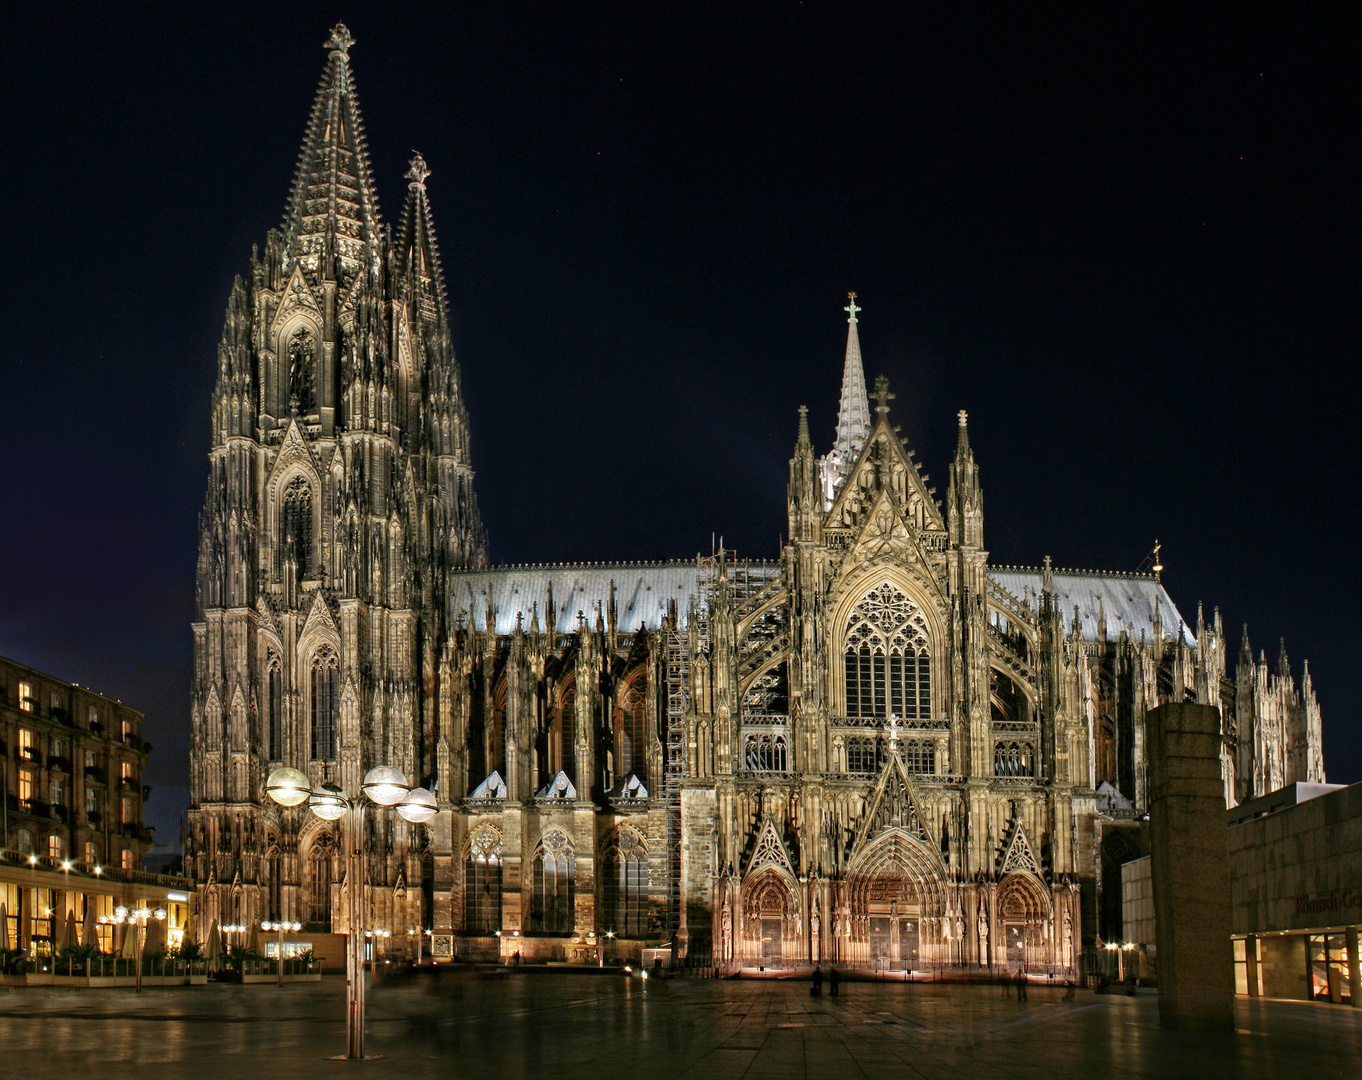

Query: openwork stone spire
<box><xmin>280</xmin><ymin>23</ymin><xmax>383</xmax><ymax>284</ymax></box>
<box><xmin>818</xmin><ymin>292</ymin><xmax>873</xmax><ymax>508</ymax></box>
<box><xmin>396</xmin><ymin>151</ymin><xmax>447</xmax><ymax>327</ymax></box>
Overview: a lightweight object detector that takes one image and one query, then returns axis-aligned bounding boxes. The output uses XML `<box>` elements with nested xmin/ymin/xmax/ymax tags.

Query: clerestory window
<box><xmin>281</xmin><ymin>476</ymin><xmax>314</xmax><ymax>577</ymax></box>
<box><xmin>288</xmin><ymin>327</ymin><xmax>317</xmax><ymax>416</ymax></box>
<box><xmin>311</xmin><ymin>648</ymin><xmax>339</xmax><ymax>761</ymax></box>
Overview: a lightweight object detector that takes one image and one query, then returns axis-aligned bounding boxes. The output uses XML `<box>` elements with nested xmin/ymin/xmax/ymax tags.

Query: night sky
<box><xmin>2</xmin><ymin>5</ymin><xmax>1358</xmax><ymax>852</ymax></box>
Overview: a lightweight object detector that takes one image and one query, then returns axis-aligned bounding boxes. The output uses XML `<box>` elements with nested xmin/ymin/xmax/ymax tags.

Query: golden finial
<box><xmin>1152</xmin><ymin>539</ymin><xmax>1163</xmax><ymax>581</ymax></box>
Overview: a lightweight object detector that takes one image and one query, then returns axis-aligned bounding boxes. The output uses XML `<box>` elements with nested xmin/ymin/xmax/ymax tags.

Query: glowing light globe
<box><xmin>265</xmin><ymin>767</ymin><xmax>312</xmax><ymax>808</ymax></box>
<box><xmin>396</xmin><ymin>786</ymin><xmax>437</xmax><ymax>823</ymax></box>
<box><xmin>361</xmin><ymin>765</ymin><xmax>410</xmax><ymax>806</ymax></box>
<box><xmin>308</xmin><ymin>783</ymin><xmax>347</xmax><ymax>821</ymax></box>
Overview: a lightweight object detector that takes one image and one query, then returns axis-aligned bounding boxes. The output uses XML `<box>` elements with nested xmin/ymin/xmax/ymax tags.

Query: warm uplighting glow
<box><xmin>265</xmin><ymin>766</ymin><xmax>312</xmax><ymax>807</ymax></box>
<box><xmin>361</xmin><ymin>765</ymin><xmax>409</xmax><ymax>806</ymax></box>
<box><xmin>396</xmin><ymin>786</ymin><xmax>436</xmax><ymax>823</ymax></box>
<box><xmin>309</xmin><ymin>782</ymin><xmax>347</xmax><ymax>821</ymax></box>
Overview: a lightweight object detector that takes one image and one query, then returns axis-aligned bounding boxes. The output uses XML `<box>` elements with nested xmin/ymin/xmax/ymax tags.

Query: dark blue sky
<box><xmin>2</xmin><ymin>4</ymin><xmax>1357</xmax><ymax>849</ymax></box>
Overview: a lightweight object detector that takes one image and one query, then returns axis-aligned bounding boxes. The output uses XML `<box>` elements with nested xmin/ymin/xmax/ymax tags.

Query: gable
<box><xmin>269</xmin><ymin>262</ymin><xmax>323</xmax><ymax>338</ymax></box>
<box><xmin>826</xmin><ymin>419</ymin><xmax>945</xmax><ymax>537</ymax></box>
<box><xmin>265</xmin><ymin>418</ymin><xmax>323</xmax><ymax>498</ymax></box>
<box><xmin>999</xmin><ymin>819</ymin><xmax>1041</xmax><ymax>876</ymax></box>
<box><xmin>853</xmin><ymin>750</ymin><xmax>934</xmax><ymax>858</ymax></box>
<box><xmin>744</xmin><ymin>817</ymin><xmax>796</xmax><ymax>878</ymax></box>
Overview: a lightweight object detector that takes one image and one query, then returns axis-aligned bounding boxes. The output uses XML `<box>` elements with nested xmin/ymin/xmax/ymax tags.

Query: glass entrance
<box><xmin>1310</xmin><ymin>934</ymin><xmax>1352</xmax><ymax>1003</ymax></box>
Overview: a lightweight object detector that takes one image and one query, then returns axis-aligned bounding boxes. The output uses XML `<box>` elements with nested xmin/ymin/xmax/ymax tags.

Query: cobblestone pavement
<box><xmin>2</xmin><ymin>972</ymin><xmax>1360</xmax><ymax>1079</ymax></box>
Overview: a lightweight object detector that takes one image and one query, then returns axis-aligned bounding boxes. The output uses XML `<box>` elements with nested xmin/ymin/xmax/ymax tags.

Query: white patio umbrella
<box><xmin>143</xmin><ymin>917</ymin><xmax>163</xmax><ymax>956</ymax></box>
<box><xmin>180</xmin><ymin>906</ymin><xmax>196</xmax><ymax>950</ymax></box>
<box><xmin>62</xmin><ymin>909</ymin><xmax>79</xmax><ymax>952</ymax></box>
<box><xmin>82</xmin><ymin>904</ymin><xmax>97</xmax><ymax>950</ymax></box>
<box><xmin>0</xmin><ymin>903</ymin><xmax>9</xmax><ymax>951</ymax></box>
<box><xmin>120</xmin><ymin>920</ymin><xmax>139</xmax><ymax>959</ymax></box>
<box><xmin>205</xmin><ymin>920</ymin><xmax>222</xmax><ymax>969</ymax></box>
<box><xmin>50</xmin><ymin>910</ymin><xmax>67</xmax><ymax>953</ymax></box>
<box><xmin>246</xmin><ymin>920</ymin><xmax>260</xmax><ymax>955</ymax></box>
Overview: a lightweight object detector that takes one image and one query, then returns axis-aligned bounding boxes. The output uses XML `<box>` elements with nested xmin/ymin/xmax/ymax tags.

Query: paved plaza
<box><xmin>1</xmin><ymin>973</ymin><xmax>1359</xmax><ymax>1079</ymax></box>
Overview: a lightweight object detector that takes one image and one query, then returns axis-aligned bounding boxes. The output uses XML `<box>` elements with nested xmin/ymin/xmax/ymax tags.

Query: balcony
<box><xmin>118</xmin><ymin>776</ymin><xmax>139</xmax><ymax>793</ymax></box>
<box><xmin>88</xmin><ymin>719</ymin><xmax>104</xmax><ymax>735</ymax></box>
<box><xmin>50</xmin><ymin>803</ymin><xmax>69</xmax><ymax>823</ymax></box>
<box><xmin>84</xmin><ymin>765</ymin><xmax>106</xmax><ymax>784</ymax></box>
<box><xmin>48</xmin><ymin>755</ymin><xmax>72</xmax><ymax>774</ymax></box>
<box><xmin>86</xmin><ymin>810</ymin><xmax>102</xmax><ymax>826</ymax></box>
<box><xmin>15</xmin><ymin>746</ymin><xmax>41</xmax><ymax>762</ymax></box>
<box><xmin>50</xmin><ymin>707</ymin><xmax>72</xmax><ymax>727</ymax></box>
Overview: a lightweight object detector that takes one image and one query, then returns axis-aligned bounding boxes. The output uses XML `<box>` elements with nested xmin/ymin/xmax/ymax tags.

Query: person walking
<box><xmin>811</xmin><ymin>967</ymin><xmax>823</xmax><ymax>996</ymax></box>
<box><xmin>829</xmin><ymin>967</ymin><xmax>840</xmax><ymax>996</ymax></box>
<box><xmin>1015</xmin><ymin>969</ymin><xmax>1027</xmax><ymax>1001</ymax></box>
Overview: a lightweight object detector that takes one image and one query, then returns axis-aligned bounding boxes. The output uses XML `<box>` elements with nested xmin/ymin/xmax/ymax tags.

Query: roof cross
<box><xmin>872</xmin><ymin>374</ymin><xmax>895</xmax><ymax>416</ymax></box>
<box><xmin>844</xmin><ymin>291</ymin><xmax>860</xmax><ymax>323</ymax></box>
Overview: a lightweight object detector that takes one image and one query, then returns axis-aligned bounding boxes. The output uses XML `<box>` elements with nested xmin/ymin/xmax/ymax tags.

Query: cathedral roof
<box><xmin>281</xmin><ymin>24</ymin><xmax>383</xmax><ymax>284</ymax></box>
<box><xmin>447</xmin><ymin>562</ymin><xmax>704</xmax><ymax>635</ymax></box>
<box><xmin>988</xmin><ymin>568</ymin><xmax>1197</xmax><ymax>646</ymax></box>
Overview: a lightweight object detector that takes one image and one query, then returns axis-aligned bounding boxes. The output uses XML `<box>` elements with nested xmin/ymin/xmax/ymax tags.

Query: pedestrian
<box><xmin>829</xmin><ymin>967</ymin><xmax>840</xmax><ymax>996</ymax></box>
<box><xmin>1015</xmin><ymin>969</ymin><xmax>1027</xmax><ymax>1001</ymax></box>
<box><xmin>1062</xmin><ymin>980</ymin><xmax>1076</xmax><ymax>1002</ymax></box>
<box><xmin>1002</xmin><ymin>972</ymin><xmax>1011</xmax><ymax>998</ymax></box>
<box><xmin>811</xmin><ymin>967</ymin><xmax>823</xmax><ymax>996</ymax></box>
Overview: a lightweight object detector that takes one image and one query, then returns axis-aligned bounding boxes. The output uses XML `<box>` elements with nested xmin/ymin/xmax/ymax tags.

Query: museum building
<box><xmin>187</xmin><ymin>25</ymin><xmax>1329</xmax><ymax>974</ymax></box>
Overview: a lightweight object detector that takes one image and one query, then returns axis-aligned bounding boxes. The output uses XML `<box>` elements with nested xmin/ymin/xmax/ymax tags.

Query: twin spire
<box><xmin>281</xmin><ymin>23</ymin><xmax>447</xmax><ymax>316</ymax></box>
<box><xmin>817</xmin><ymin>292</ymin><xmax>874</xmax><ymax>507</ymax></box>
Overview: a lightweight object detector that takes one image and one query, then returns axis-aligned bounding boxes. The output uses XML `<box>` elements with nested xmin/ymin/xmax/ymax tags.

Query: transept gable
<box><xmin>265</xmin><ymin>418</ymin><xmax>324</xmax><ymax>497</ymax></box>
<box><xmin>998</xmin><ymin>814</ymin><xmax>1042</xmax><ymax>877</ymax></box>
<box><xmin>825</xmin><ymin>417</ymin><xmax>945</xmax><ymax>538</ymax></box>
<box><xmin>255</xmin><ymin>596</ymin><xmax>283</xmax><ymax>647</ymax></box>
<box><xmin>852</xmin><ymin>748</ymin><xmax>935</xmax><ymax>859</ymax></box>
<box><xmin>269</xmin><ymin>262</ymin><xmax>324</xmax><ymax>340</ymax></box>
<box><xmin>743</xmin><ymin>817</ymin><xmax>797</xmax><ymax>880</ymax></box>
<box><xmin>298</xmin><ymin>590</ymin><xmax>340</xmax><ymax>650</ymax></box>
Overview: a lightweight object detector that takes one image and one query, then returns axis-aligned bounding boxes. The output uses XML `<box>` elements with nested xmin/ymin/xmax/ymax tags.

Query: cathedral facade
<box><xmin>188</xmin><ymin>27</ymin><xmax>1326</xmax><ymax>973</ymax></box>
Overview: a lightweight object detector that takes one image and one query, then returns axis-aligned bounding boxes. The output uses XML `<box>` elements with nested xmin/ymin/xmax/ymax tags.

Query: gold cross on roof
<box><xmin>844</xmin><ymin>292</ymin><xmax>860</xmax><ymax>322</ymax></box>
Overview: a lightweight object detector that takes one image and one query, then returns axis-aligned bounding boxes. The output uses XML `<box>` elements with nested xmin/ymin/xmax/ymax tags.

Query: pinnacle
<box><xmin>326</xmin><ymin>23</ymin><xmax>354</xmax><ymax>55</ymax></box>
<box><xmin>407</xmin><ymin>152</ymin><xmax>431</xmax><ymax>188</ymax></box>
<box><xmin>832</xmin><ymin>293</ymin><xmax>871</xmax><ymax>454</ymax></box>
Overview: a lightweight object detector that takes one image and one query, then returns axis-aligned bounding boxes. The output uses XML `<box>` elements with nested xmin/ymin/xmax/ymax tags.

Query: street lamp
<box><xmin>261</xmin><ymin>920</ymin><xmax>303</xmax><ymax>986</ymax></box>
<box><xmin>112</xmin><ymin>904</ymin><xmax>166</xmax><ymax>993</ymax></box>
<box><xmin>266</xmin><ymin>764</ymin><xmax>436</xmax><ymax>1060</ymax></box>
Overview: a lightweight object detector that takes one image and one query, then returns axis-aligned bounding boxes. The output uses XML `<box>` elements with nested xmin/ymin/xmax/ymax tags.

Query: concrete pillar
<box><xmin>1348</xmin><ymin>926</ymin><xmax>1360</xmax><ymax>1009</ymax></box>
<box><xmin>1245</xmin><ymin>934</ymin><xmax>1259</xmax><ymax>997</ymax></box>
<box><xmin>1147</xmin><ymin>702</ymin><xmax>1234</xmax><ymax>1029</ymax></box>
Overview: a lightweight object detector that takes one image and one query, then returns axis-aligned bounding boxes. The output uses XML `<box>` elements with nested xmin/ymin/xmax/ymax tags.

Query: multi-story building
<box><xmin>1</xmin><ymin>655</ymin><xmax>153</xmax><ymax>871</ymax></box>
<box><xmin>188</xmin><ymin>26</ymin><xmax>1326</xmax><ymax>972</ymax></box>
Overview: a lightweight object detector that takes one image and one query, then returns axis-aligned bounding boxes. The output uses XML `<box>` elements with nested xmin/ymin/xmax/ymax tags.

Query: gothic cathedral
<box><xmin>188</xmin><ymin>27</ymin><xmax>1325</xmax><ymax>973</ymax></box>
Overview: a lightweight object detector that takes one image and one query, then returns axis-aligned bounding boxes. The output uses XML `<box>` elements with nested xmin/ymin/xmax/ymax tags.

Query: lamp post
<box><xmin>266</xmin><ymin>765</ymin><xmax>436</xmax><ymax>1060</ymax></box>
<box><xmin>262</xmin><ymin>920</ymin><xmax>302</xmax><ymax>986</ymax></box>
<box><xmin>113</xmin><ymin>904</ymin><xmax>166</xmax><ymax>993</ymax></box>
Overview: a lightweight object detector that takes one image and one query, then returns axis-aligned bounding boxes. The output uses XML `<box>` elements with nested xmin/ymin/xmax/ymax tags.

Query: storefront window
<box><xmin>1309</xmin><ymin>933</ymin><xmax>1352</xmax><ymax>1004</ymax></box>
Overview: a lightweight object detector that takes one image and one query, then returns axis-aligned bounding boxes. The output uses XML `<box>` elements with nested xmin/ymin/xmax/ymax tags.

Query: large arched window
<box><xmin>281</xmin><ymin>476</ymin><xmax>313</xmax><ymax>577</ymax></box>
<box><xmin>464</xmin><ymin>829</ymin><xmax>503</xmax><ymax>934</ymax></box>
<box><xmin>530</xmin><ymin>830</ymin><xmax>575</xmax><ymax>933</ymax></box>
<box><xmin>288</xmin><ymin>326</ymin><xmax>317</xmax><ymax>416</ymax></box>
<box><xmin>266</xmin><ymin>657</ymin><xmax>283</xmax><ymax>761</ymax></box>
<box><xmin>603</xmin><ymin>829</ymin><xmax>649</xmax><ymax>937</ymax></box>
<box><xmin>308</xmin><ymin>835</ymin><xmax>333</xmax><ymax>927</ymax></box>
<box><xmin>617</xmin><ymin>678</ymin><xmax>647</xmax><ymax>784</ymax></box>
<box><xmin>311</xmin><ymin>647</ymin><xmax>339</xmax><ymax>761</ymax></box>
<box><xmin>843</xmin><ymin>584</ymin><xmax>932</xmax><ymax>720</ymax></box>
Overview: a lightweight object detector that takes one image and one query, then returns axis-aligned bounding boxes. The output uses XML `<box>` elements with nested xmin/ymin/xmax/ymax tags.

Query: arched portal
<box><xmin>843</xmin><ymin>828</ymin><xmax>948</xmax><ymax>970</ymax></box>
<box><xmin>740</xmin><ymin>865</ymin><xmax>799</xmax><ymax>964</ymax></box>
<box><xmin>996</xmin><ymin>872</ymin><xmax>1052</xmax><ymax>969</ymax></box>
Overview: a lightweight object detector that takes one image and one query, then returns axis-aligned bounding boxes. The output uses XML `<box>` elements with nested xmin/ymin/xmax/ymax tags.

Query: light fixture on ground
<box><xmin>265</xmin><ymin>764</ymin><xmax>435</xmax><ymax>1059</ymax></box>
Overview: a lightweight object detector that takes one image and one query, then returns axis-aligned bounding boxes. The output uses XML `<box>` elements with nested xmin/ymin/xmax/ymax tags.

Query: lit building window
<box><xmin>122</xmin><ymin>796</ymin><xmax>136</xmax><ymax>825</ymax></box>
<box><xmin>16</xmin><ymin>828</ymin><xmax>33</xmax><ymax>853</ymax></box>
<box><xmin>18</xmin><ymin>680</ymin><xmax>34</xmax><ymax>712</ymax></box>
<box><xmin>51</xmin><ymin>777</ymin><xmax>64</xmax><ymax>807</ymax></box>
<box><xmin>88</xmin><ymin>705</ymin><xmax>100</xmax><ymax>727</ymax></box>
<box><xmin>48</xmin><ymin>835</ymin><xmax>63</xmax><ymax>859</ymax></box>
<box><xmin>121</xmin><ymin>849</ymin><xmax>136</xmax><ymax>870</ymax></box>
<box><xmin>464</xmin><ymin>829</ymin><xmax>503</xmax><ymax>934</ymax></box>
<box><xmin>17</xmin><ymin>729</ymin><xmax>36</xmax><ymax>760</ymax></box>
<box><xmin>86</xmin><ymin>789</ymin><xmax>98</xmax><ymax>815</ymax></box>
<box><xmin>530</xmin><ymin>830</ymin><xmax>575</xmax><ymax>933</ymax></box>
<box><xmin>84</xmin><ymin>841</ymin><xmax>98</xmax><ymax>865</ymax></box>
<box><xmin>121</xmin><ymin>761</ymin><xmax>134</xmax><ymax>781</ymax></box>
<box><xmin>18</xmin><ymin>770</ymin><xmax>34</xmax><ymax>802</ymax></box>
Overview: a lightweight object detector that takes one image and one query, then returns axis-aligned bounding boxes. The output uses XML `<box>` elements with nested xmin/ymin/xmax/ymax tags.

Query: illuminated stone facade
<box><xmin>188</xmin><ymin>26</ymin><xmax>1326</xmax><ymax>969</ymax></box>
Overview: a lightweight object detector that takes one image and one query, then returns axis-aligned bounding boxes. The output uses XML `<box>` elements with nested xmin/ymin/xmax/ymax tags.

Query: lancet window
<box><xmin>845</xmin><ymin>736</ymin><xmax>936</xmax><ymax>775</ymax></box>
<box><xmin>266</xmin><ymin>657</ymin><xmax>283</xmax><ymax>761</ymax></box>
<box><xmin>617</xmin><ymin>678</ymin><xmax>647</xmax><ymax>783</ymax></box>
<box><xmin>743</xmin><ymin>733</ymin><xmax>788</xmax><ymax>773</ymax></box>
<box><xmin>530</xmin><ymin>830</ymin><xmax>575</xmax><ymax>934</ymax></box>
<box><xmin>843</xmin><ymin>584</ymin><xmax>932</xmax><ymax>720</ymax></box>
<box><xmin>464</xmin><ymin>829</ymin><xmax>503</xmax><ymax>934</ymax></box>
<box><xmin>281</xmin><ymin>475</ymin><xmax>314</xmax><ymax>577</ymax></box>
<box><xmin>288</xmin><ymin>326</ymin><xmax>316</xmax><ymax>416</ymax></box>
<box><xmin>993</xmin><ymin>741</ymin><xmax>1035</xmax><ymax>777</ymax></box>
<box><xmin>311</xmin><ymin>647</ymin><xmax>339</xmax><ymax>761</ymax></box>
<box><xmin>603</xmin><ymin>829</ymin><xmax>649</xmax><ymax>937</ymax></box>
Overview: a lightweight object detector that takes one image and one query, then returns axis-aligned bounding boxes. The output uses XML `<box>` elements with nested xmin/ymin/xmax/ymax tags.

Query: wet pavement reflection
<box><xmin>2</xmin><ymin>972</ymin><xmax>1359</xmax><ymax>1079</ymax></box>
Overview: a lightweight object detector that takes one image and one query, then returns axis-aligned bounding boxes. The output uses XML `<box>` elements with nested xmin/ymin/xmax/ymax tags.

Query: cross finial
<box><xmin>958</xmin><ymin>409</ymin><xmax>968</xmax><ymax>428</ymax></box>
<box><xmin>406</xmin><ymin>152</ymin><xmax>431</xmax><ymax>188</ymax></box>
<box><xmin>872</xmin><ymin>374</ymin><xmax>895</xmax><ymax>415</ymax></box>
<box><xmin>844</xmin><ymin>291</ymin><xmax>860</xmax><ymax>323</ymax></box>
<box><xmin>326</xmin><ymin>23</ymin><xmax>354</xmax><ymax>56</ymax></box>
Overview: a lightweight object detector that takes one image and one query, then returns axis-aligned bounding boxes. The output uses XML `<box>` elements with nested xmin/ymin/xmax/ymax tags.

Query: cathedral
<box><xmin>188</xmin><ymin>26</ymin><xmax>1326</xmax><ymax>974</ymax></box>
